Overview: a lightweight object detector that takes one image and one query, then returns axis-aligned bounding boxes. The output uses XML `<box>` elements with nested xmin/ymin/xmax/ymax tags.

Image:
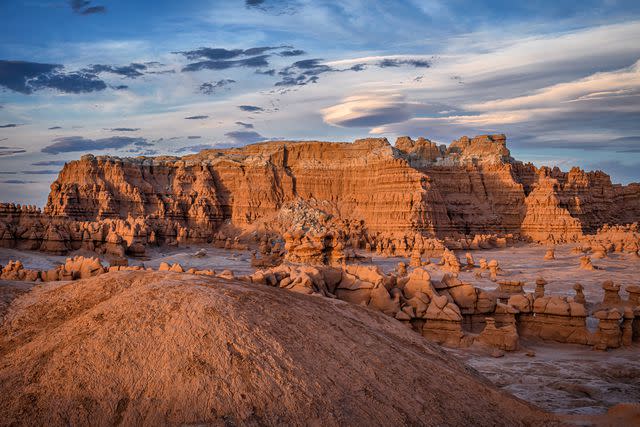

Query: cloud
<box><xmin>244</xmin><ymin>0</ymin><xmax>298</xmax><ymax>14</ymax></box>
<box><xmin>30</xmin><ymin>71</ymin><xmax>107</xmax><ymax>93</ymax></box>
<box><xmin>182</xmin><ymin>55</ymin><xmax>270</xmax><ymax>72</ymax></box>
<box><xmin>378</xmin><ymin>58</ymin><xmax>431</xmax><ymax>68</ymax></box>
<box><xmin>184</xmin><ymin>115</ymin><xmax>209</xmax><ymax>120</ymax></box>
<box><xmin>586</xmin><ymin>159</ymin><xmax>640</xmax><ymax>184</ymax></box>
<box><xmin>0</xmin><ymin>124</ymin><xmax>19</xmax><ymax>128</ymax></box>
<box><xmin>256</xmin><ymin>69</ymin><xmax>276</xmax><ymax>76</ymax></box>
<box><xmin>0</xmin><ymin>146</ymin><xmax>26</xmax><ymax>156</ymax></box>
<box><xmin>32</xmin><ymin>160</ymin><xmax>68</xmax><ymax>166</ymax></box>
<box><xmin>69</xmin><ymin>0</ymin><xmax>106</xmax><ymax>15</ymax></box>
<box><xmin>280</xmin><ymin>49</ymin><xmax>306</xmax><ymax>57</ymax></box>
<box><xmin>113</xmin><ymin>85</ymin><xmax>128</xmax><ymax>90</ymax></box>
<box><xmin>238</xmin><ymin>105</ymin><xmax>264</xmax><ymax>112</ymax></box>
<box><xmin>0</xmin><ymin>60</ymin><xmax>107</xmax><ymax>94</ymax></box>
<box><xmin>0</xmin><ymin>60</ymin><xmax>59</xmax><ymax>94</ymax></box>
<box><xmin>177</xmin><ymin>47</ymin><xmax>280</xmax><ymax>61</ymax></box>
<box><xmin>41</xmin><ymin>136</ymin><xmax>148</xmax><ymax>154</ymax></box>
<box><xmin>175</xmin><ymin>144</ymin><xmax>217</xmax><ymax>153</ymax></box>
<box><xmin>187</xmin><ymin>135</ymin><xmax>201</xmax><ymax>139</ymax></box>
<box><xmin>322</xmin><ymin>94</ymin><xmax>416</xmax><ymax>128</ymax></box>
<box><xmin>224</xmin><ymin>130</ymin><xmax>265</xmax><ymax>145</ymax></box>
<box><xmin>0</xmin><ymin>180</ymin><xmax>37</xmax><ymax>184</ymax></box>
<box><xmin>109</xmin><ymin>127</ymin><xmax>140</xmax><ymax>132</ymax></box>
<box><xmin>528</xmin><ymin>135</ymin><xmax>640</xmax><ymax>153</ymax></box>
<box><xmin>176</xmin><ymin>46</ymin><xmax>291</xmax><ymax>72</ymax></box>
<box><xmin>23</xmin><ymin>170</ymin><xmax>59</xmax><ymax>175</ymax></box>
<box><xmin>83</xmin><ymin>63</ymin><xmax>147</xmax><ymax>78</ymax></box>
<box><xmin>235</xmin><ymin>121</ymin><xmax>254</xmax><ymax>129</ymax></box>
<box><xmin>275</xmin><ymin>58</ymin><xmax>368</xmax><ymax>86</ymax></box>
<box><xmin>199</xmin><ymin>79</ymin><xmax>236</xmax><ymax>95</ymax></box>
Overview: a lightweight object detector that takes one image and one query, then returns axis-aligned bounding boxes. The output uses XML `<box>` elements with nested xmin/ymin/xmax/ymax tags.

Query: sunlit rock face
<box><xmin>4</xmin><ymin>134</ymin><xmax>638</xmax><ymax>247</ymax></box>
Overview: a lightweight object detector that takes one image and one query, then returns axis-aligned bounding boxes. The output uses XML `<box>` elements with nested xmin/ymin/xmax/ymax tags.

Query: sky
<box><xmin>1</xmin><ymin>0</ymin><xmax>640</xmax><ymax>206</ymax></box>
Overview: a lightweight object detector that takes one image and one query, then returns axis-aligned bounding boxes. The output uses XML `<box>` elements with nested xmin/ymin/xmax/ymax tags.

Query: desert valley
<box><xmin>2</xmin><ymin>1</ymin><xmax>640</xmax><ymax>425</ymax></box>
<box><xmin>0</xmin><ymin>134</ymin><xmax>639</xmax><ymax>425</ymax></box>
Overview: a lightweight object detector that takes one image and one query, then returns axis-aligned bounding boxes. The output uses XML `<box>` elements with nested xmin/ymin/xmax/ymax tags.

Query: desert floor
<box><xmin>1</xmin><ymin>242</ymin><xmax>638</xmax><ymax>416</ymax></box>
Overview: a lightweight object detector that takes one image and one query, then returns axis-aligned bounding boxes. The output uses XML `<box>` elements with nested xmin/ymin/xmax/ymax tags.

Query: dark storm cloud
<box><xmin>69</xmin><ymin>0</ymin><xmax>106</xmax><ymax>15</ymax></box>
<box><xmin>41</xmin><ymin>136</ymin><xmax>148</xmax><ymax>154</ymax></box>
<box><xmin>182</xmin><ymin>55</ymin><xmax>270</xmax><ymax>72</ymax></box>
<box><xmin>84</xmin><ymin>63</ymin><xmax>147</xmax><ymax>78</ymax></box>
<box><xmin>224</xmin><ymin>130</ymin><xmax>265</xmax><ymax>144</ymax></box>
<box><xmin>184</xmin><ymin>115</ymin><xmax>209</xmax><ymax>120</ymax></box>
<box><xmin>32</xmin><ymin>160</ymin><xmax>68</xmax><ymax>166</ymax></box>
<box><xmin>378</xmin><ymin>58</ymin><xmax>432</xmax><ymax>68</ymax></box>
<box><xmin>0</xmin><ymin>124</ymin><xmax>19</xmax><ymax>128</ymax></box>
<box><xmin>238</xmin><ymin>105</ymin><xmax>264</xmax><ymax>112</ymax></box>
<box><xmin>235</xmin><ymin>121</ymin><xmax>254</xmax><ymax>129</ymax></box>
<box><xmin>199</xmin><ymin>79</ymin><xmax>236</xmax><ymax>95</ymax></box>
<box><xmin>0</xmin><ymin>60</ymin><xmax>107</xmax><ymax>94</ymax></box>
<box><xmin>109</xmin><ymin>127</ymin><xmax>140</xmax><ymax>132</ymax></box>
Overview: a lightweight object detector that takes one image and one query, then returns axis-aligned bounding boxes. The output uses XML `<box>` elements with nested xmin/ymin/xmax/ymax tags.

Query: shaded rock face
<box><xmin>3</xmin><ymin>135</ymin><xmax>640</xmax><ymax>249</ymax></box>
<box><xmin>0</xmin><ymin>271</ymin><xmax>554</xmax><ymax>426</ymax></box>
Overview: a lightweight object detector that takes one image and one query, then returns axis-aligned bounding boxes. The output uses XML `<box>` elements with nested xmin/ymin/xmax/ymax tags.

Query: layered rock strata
<box><xmin>1</xmin><ymin>134</ymin><xmax>639</xmax><ymax>254</ymax></box>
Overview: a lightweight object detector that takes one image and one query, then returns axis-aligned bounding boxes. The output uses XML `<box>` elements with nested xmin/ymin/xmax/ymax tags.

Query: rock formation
<box><xmin>1</xmin><ymin>134</ymin><xmax>639</xmax><ymax>256</ymax></box>
<box><xmin>4</xmin><ymin>253</ymin><xmax>639</xmax><ymax>352</ymax></box>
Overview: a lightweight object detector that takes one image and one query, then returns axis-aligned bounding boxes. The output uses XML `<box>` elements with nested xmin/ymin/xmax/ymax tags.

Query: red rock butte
<box><xmin>1</xmin><ymin>134</ymin><xmax>639</xmax><ymax>256</ymax></box>
<box><xmin>46</xmin><ymin>134</ymin><xmax>640</xmax><ymax>235</ymax></box>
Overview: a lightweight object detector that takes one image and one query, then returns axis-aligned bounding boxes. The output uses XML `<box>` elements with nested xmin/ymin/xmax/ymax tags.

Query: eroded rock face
<box><xmin>0</xmin><ymin>256</ymin><xmax>105</xmax><ymax>282</ymax></box>
<box><xmin>1</xmin><ymin>135</ymin><xmax>635</xmax><ymax>255</ymax></box>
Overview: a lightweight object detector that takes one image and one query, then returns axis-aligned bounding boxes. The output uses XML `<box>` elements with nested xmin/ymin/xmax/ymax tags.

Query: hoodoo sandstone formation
<box><xmin>1</xmin><ymin>134</ymin><xmax>639</xmax><ymax>258</ymax></box>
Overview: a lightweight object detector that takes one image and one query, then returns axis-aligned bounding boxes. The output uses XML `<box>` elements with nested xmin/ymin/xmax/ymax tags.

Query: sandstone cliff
<box><xmin>1</xmin><ymin>134</ymin><xmax>639</xmax><ymax>253</ymax></box>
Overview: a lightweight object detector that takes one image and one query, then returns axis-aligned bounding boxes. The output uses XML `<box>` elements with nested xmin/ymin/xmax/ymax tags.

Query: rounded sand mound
<box><xmin>0</xmin><ymin>271</ymin><xmax>555</xmax><ymax>426</ymax></box>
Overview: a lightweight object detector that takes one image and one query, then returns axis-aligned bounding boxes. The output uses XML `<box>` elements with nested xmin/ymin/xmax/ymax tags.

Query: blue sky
<box><xmin>1</xmin><ymin>0</ymin><xmax>640</xmax><ymax>205</ymax></box>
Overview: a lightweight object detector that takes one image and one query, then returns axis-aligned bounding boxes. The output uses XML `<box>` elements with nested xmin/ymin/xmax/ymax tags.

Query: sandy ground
<box><xmin>0</xmin><ymin>245</ymin><xmax>256</xmax><ymax>276</ymax></box>
<box><xmin>1</xmin><ymin>242</ymin><xmax>639</xmax><ymax>418</ymax></box>
<box><xmin>448</xmin><ymin>342</ymin><xmax>640</xmax><ymax>415</ymax></box>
